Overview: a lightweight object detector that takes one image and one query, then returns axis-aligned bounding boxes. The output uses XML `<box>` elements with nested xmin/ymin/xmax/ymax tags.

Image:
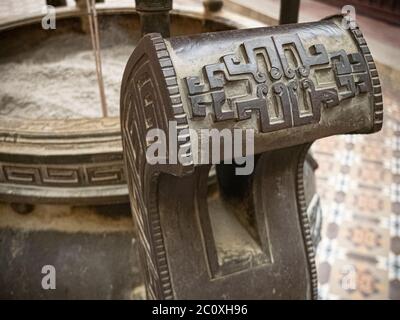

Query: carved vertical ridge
<box><xmin>150</xmin><ymin>34</ymin><xmax>193</xmax><ymax>166</ymax></box>
<box><xmin>296</xmin><ymin>143</ymin><xmax>318</xmax><ymax>300</ymax></box>
<box><xmin>349</xmin><ymin>24</ymin><xmax>383</xmax><ymax>132</ymax></box>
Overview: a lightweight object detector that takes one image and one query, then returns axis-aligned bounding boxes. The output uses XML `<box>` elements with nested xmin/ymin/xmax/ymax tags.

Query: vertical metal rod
<box><xmin>279</xmin><ymin>0</ymin><xmax>300</xmax><ymax>24</ymax></box>
<box><xmin>86</xmin><ymin>0</ymin><xmax>108</xmax><ymax>117</ymax></box>
<box><xmin>46</xmin><ymin>0</ymin><xmax>67</xmax><ymax>6</ymax></box>
<box><xmin>203</xmin><ymin>0</ymin><xmax>224</xmax><ymax>13</ymax></box>
<box><xmin>135</xmin><ymin>0</ymin><xmax>172</xmax><ymax>38</ymax></box>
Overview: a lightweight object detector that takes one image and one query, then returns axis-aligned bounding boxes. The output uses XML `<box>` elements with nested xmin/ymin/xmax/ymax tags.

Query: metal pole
<box><xmin>86</xmin><ymin>0</ymin><xmax>108</xmax><ymax>117</ymax></box>
<box><xmin>135</xmin><ymin>0</ymin><xmax>172</xmax><ymax>38</ymax></box>
<box><xmin>203</xmin><ymin>0</ymin><xmax>224</xmax><ymax>13</ymax></box>
<box><xmin>279</xmin><ymin>0</ymin><xmax>300</xmax><ymax>24</ymax></box>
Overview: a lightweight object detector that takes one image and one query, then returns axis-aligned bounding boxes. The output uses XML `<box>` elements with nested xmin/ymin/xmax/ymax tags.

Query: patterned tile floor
<box><xmin>314</xmin><ymin>68</ymin><xmax>400</xmax><ymax>300</ymax></box>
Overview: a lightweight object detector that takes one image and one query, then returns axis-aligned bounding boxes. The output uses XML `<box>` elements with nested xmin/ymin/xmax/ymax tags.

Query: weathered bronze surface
<box><xmin>120</xmin><ymin>16</ymin><xmax>382</xmax><ymax>299</ymax></box>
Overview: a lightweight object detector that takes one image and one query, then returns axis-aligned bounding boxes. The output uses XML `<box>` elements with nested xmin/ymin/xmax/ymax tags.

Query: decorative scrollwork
<box><xmin>184</xmin><ymin>32</ymin><xmax>373</xmax><ymax>134</ymax></box>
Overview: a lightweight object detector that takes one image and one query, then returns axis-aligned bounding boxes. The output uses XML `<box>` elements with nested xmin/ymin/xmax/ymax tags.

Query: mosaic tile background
<box><xmin>314</xmin><ymin>69</ymin><xmax>400</xmax><ymax>300</ymax></box>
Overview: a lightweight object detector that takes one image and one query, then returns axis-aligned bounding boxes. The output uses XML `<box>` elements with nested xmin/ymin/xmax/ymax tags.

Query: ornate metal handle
<box><xmin>120</xmin><ymin>15</ymin><xmax>382</xmax><ymax>299</ymax></box>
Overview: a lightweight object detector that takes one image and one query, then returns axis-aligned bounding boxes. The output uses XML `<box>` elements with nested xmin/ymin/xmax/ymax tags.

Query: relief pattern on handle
<box><xmin>184</xmin><ymin>30</ymin><xmax>376</xmax><ymax>133</ymax></box>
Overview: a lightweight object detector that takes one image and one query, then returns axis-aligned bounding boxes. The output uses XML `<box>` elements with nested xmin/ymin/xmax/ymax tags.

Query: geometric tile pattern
<box><xmin>314</xmin><ymin>83</ymin><xmax>399</xmax><ymax>299</ymax></box>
